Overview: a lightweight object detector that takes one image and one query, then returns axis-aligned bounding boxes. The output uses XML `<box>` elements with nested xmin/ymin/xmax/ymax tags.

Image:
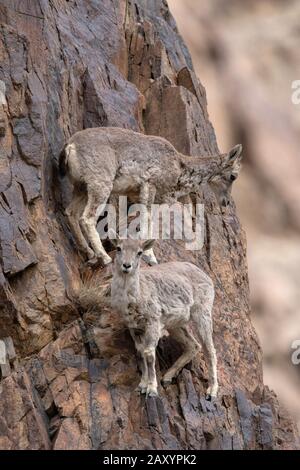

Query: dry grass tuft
<box><xmin>74</xmin><ymin>272</ymin><xmax>112</xmax><ymax>312</ymax></box>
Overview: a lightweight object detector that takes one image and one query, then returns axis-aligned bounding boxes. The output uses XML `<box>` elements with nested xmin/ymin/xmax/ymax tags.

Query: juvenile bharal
<box><xmin>110</xmin><ymin>233</ymin><xmax>218</xmax><ymax>399</ymax></box>
<box><xmin>59</xmin><ymin>127</ymin><xmax>242</xmax><ymax>266</ymax></box>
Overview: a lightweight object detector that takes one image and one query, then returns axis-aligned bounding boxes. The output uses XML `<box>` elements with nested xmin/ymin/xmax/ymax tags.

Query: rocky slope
<box><xmin>0</xmin><ymin>0</ymin><xmax>298</xmax><ymax>449</ymax></box>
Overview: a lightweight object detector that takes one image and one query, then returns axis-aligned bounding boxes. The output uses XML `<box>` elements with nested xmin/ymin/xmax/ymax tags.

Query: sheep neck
<box><xmin>111</xmin><ymin>266</ymin><xmax>141</xmax><ymax>308</ymax></box>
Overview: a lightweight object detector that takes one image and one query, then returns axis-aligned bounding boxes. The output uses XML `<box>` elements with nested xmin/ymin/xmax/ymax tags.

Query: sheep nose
<box><xmin>123</xmin><ymin>263</ymin><xmax>132</xmax><ymax>269</ymax></box>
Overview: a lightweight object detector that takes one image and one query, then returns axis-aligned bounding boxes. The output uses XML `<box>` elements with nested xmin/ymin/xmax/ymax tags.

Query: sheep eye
<box><xmin>230</xmin><ymin>174</ymin><xmax>237</xmax><ymax>181</ymax></box>
<box><xmin>137</xmin><ymin>250</ymin><xmax>143</xmax><ymax>256</ymax></box>
<box><xmin>116</xmin><ymin>246</ymin><xmax>121</xmax><ymax>252</ymax></box>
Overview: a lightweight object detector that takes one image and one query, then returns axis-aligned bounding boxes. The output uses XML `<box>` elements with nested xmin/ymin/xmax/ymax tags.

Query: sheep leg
<box><xmin>141</xmin><ymin>325</ymin><xmax>161</xmax><ymax>397</ymax></box>
<box><xmin>192</xmin><ymin>288</ymin><xmax>218</xmax><ymax>399</ymax></box>
<box><xmin>140</xmin><ymin>183</ymin><xmax>157</xmax><ymax>265</ymax></box>
<box><xmin>143</xmin><ymin>346</ymin><xmax>158</xmax><ymax>397</ymax></box>
<box><xmin>199</xmin><ymin>329</ymin><xmax>218</xmax><ymax>400</ymax></box>
<box><xmin>162</xmin><ymin>326</ymin><xmax>200</xmax><ymax>386</ymax></box>
<box><xmin>80</xmin><ymin>185</ymin><xmax>112</xmax><ymax>265</ymax></box>
<box><xmin>198</xmin><ymin>309</ymin><xmax>218</xmax><ymax>399</ymax></box>
<box><xmin>65</xmin><ymin>189</ymin><xmax>94</xmax><ymax>259</ymax></box>
<box><xmin>136</xmin><ymin>355</ymin><xmax>148</xmax><ymax>393</ymax></box>
<box><xmin>108</xmin><ymin>193</ymin><xmax>120</xmax><ymax>234</ymax></box>
<box><xmin>143</xmin><ymin>215</ymin><xmax>157</xmax><ymax>265</ymax></box>
<box><xmin>130</xmin><ymin>329</ymin><xmax>148</xmax><ymax>393</ymax></box>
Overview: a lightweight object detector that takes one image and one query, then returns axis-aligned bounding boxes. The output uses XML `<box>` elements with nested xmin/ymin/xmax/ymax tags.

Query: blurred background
<box><xmin>169</xmin><ymin>0</ymin><xmax>300</xmax><ymax>429</ymax></box>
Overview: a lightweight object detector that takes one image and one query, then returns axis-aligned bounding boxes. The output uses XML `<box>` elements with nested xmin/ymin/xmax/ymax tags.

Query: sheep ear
<box><xmin>228</xmin><ymin>144</ymin><xmax>242</xmax><ymax>163</ymax></box>
<box><xmin>142</xmin><ymin>239</ymin><xmax>155</xmax><ymax>252</ymax></box>
<box><xmin>225</xmin><ymin>144</ymin><xmax>243</xmax><ymax>176</ymax></box>
<box><xmin>108</xmin><ymin>228</ymin><xmax>119</xmax><ymax>247</ymax></box>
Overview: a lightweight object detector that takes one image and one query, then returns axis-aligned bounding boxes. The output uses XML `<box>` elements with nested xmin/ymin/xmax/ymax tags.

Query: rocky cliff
<box><xmin>0</xmin><ymin>0</ymin><xmax>298</xmax><ymax>450</ymax></box>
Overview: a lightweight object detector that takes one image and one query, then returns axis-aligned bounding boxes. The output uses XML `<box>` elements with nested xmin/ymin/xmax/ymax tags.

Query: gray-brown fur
<box><xmin>110</xmin><ymin>235</ymin><xmax>218</xmax><ymax>399</ymax></box>
<box><xmin>60</xmin><ymin>127</ymin><xmax>242</xmax><ymax>265</ymax></box>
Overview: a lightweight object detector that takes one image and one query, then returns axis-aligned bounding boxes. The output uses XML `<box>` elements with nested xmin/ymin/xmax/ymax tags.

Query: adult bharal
<box><xmin>59</xmin><ymin>127</ymin><xmax>242</xmax><ymax>266</ymax></box>
<box><xmin>109</xmin><ymin>232</ymin><xmax>218</xmax><ymax>399</ymax></box>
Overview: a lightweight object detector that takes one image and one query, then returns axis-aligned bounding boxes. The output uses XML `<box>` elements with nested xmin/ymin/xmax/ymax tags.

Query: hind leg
<box><xmin>198</xmin><ymin>317</ymin><xmax>218</xmax><ymax>399</ymax></box>
<box><xmin>162</xmin><ymin>326</ymin><xmax>200</xmax><ymax>386</ymax></box>
<box><xmin>193</xmin><ymin>282</ymin><xmax>218</xmax><ymax>399</ymax></box>
<box><xmin>65</xmin><ymin>190</ymin><xmax>94</xmax><ymax>259</ymax></box>
<box><xmin>80</xmin><ymin>185</ymin><xmax>112</xmax><ymax>265</ymax></box>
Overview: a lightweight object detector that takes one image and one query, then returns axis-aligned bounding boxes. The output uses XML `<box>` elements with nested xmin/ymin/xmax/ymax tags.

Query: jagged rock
<box><xmin>0</xmin><ymin>0</ymin><xmax>298</xmax><ymax>450</ymax></box>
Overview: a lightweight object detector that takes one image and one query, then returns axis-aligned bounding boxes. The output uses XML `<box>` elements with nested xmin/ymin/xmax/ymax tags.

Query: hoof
<box><xmin>86</xmin><ymin>257</ymin><xmax>103</xmax><ymax>268</ymax></box>
<box><xmin>149</xmin><ymin>259</ymin><xmax>158</xmax><ymax>266</ymax></box>
<box><xmin>145</xmin><ymin>385</ymin><xmax>158</xmax><ymax>398</ymax></box>
<box><xmin>86</xmin><ymin>255</ymin><xmax>112</xmax><ymax>268</ymax></box>
<box><xmin>102</xmin><ymin>256</ymin><xmax>112</xmax><ymax>266</ymax></box>
<box><xmin>205</xmin><ymin>393</ymin><xmax>217</xmax><ymax>402</ymax></box>
<box><xmin>136</xmin><ymin>384</ymin><xmax>147</xmax><ymax>394</ymax></box>
<box><xmin>146</xmin><ymin>390</ymin><xmax>158</xmax><ymax>398</ymax></box>
<box><xmin>206</xmin><ymin>385</ymin><xmax>218</xmax><ymax>401</ymax></box>
<box><xmin>161</xmin><ymin>378</ymin><xmax>172</xmax><ymax>387</ymax></box>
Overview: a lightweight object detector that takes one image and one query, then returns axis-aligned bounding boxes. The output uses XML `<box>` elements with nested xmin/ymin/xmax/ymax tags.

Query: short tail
<box><xmin>58</xmin><ymin>144</ymin><xmax>68</xmax><ymax>177</ymax></box>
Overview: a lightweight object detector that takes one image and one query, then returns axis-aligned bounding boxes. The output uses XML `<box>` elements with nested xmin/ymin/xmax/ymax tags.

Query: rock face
<box><xmin>0</xmin><ymin>0</ymin><xmax>298</xmax><ymax>450</ymax></box>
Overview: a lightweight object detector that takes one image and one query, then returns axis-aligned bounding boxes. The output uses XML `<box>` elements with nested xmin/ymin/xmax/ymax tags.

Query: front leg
<box><xmin>130</xmin><ymin>329</ymin><xmax>148</xmax><ymax>394</ymax></box>
<box><xmin>142</xmin><ymin>346</ymin><xmax>158</xmax><ymax>397</ymax></box>
<box><xmin>141</xmin><ymin>324</ymin><xmax>161</xmax><ymax>397</ymax></box>
<box><xmin>131</xmin><ymin>324</ymin><xmax>161</xmax><ymax>398</ymax></box>
<box><xmin>136</xmin><ymin>355</ymin><xmax>148</xmax><ymax>394</ymax></box>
